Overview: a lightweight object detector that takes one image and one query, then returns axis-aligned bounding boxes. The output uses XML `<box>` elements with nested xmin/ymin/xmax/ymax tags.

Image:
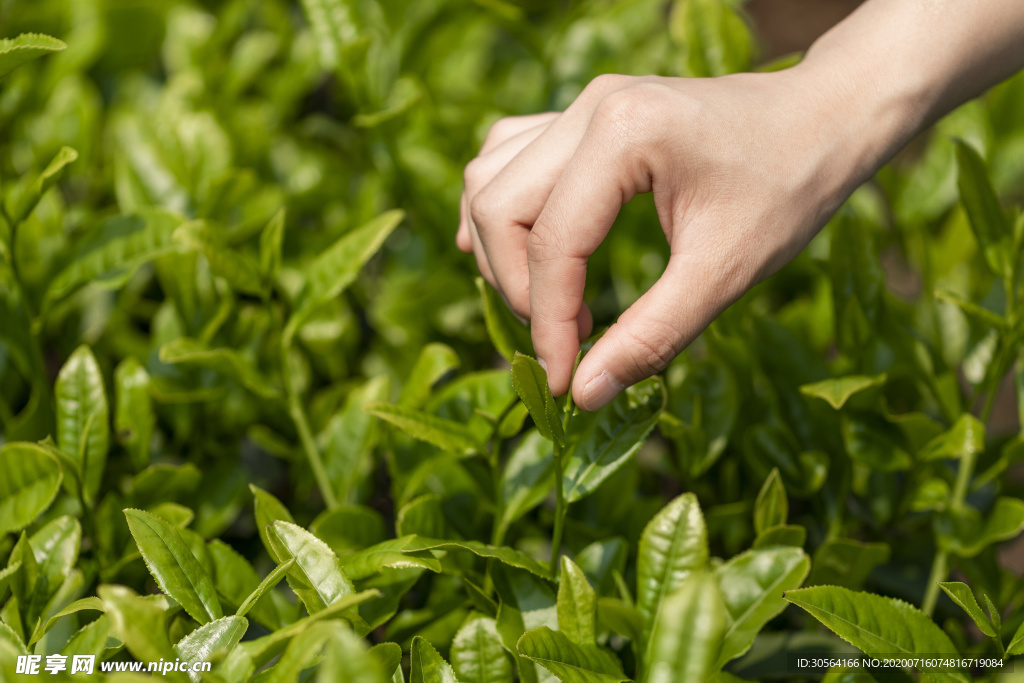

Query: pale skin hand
<box><xmin>457</xmin><ymin>0</ymin><xmax>1024</xmax><ymax>411</ymax></box>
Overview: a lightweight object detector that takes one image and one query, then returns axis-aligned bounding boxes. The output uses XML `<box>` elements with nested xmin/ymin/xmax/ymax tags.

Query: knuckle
<box><xmin>526</xmin><ymin>227</ymin><xmax>562</xmax><ymax>263</ymax></box>
<box><xmin>463</xmin><ymin>157</ymin><xmax>487</xmax><ymax>190</ymax></box>
<box><xmin>622</xmin><ymin>325</ymin><xmax>678</xmax><ymax>377</ymax></box>
<box><xmin>585</xmin><ymin>73</ymin><xmax>630</xmax><ymax>97</ymax></box>
<box><xmin>484</xmin><ymin>117</ymin><xmax>517</xmax><ymax>145</ymax></box>
<box><xmin>469</xmin><ymin>193</ymin><xmax>496</xmax><ymax>231</ymax></box>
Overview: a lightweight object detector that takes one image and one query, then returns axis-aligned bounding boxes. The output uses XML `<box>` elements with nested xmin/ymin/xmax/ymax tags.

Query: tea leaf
<box><xmin>268</xmin><ymin>520</ymin><xmax>360</xmax><ymax>617</ymax></box>
<box><xmin>406</xmin><ymin>538</ymin><xmax>550</xmax><ymax>579</ymax></box>
<box><xmin>399</xmin><ymin>343</ymin><xmax>461</xmax><ymax>409</ymax></box>
<box><xmin>497</xmin><ymin>430</ymin><xmax>554</xmax><ymax>539</ymax></box>
<box><xmin>645</xmin><ymin>572</ymin><xmax>727</xmax><ymax>683</ymax></box>
<box><xmin>318</xmin><ymin>627</ymin><xmax>390</xmax><ymax>683</ymax></box>
<box><xmin>938</xmin><ymin>582</ymin><xmax>997</xmax><ymax>638</ymax></box>
<box><xmin>159</xmin><ymin>338</ymin><xmax>281</xmax><ymax>400</ymax></box>
<box><xmin>174</xmin><ymin>615</ymin><xmax>248</xmax><ymax>670</ymax></box>
<box><xmin>919</xmin><ymin>414</ymin><xmax>985</xmax><ymax>461</ymax></box>
<box><xmin>174</xmin><ymin>220</ymin><xmax>264</xmax><ymax>295</ymax></box>
<box><xmin>637</xmin><ymin>493</ymin><xmax>709</xmax><ymax>637</ymax></box>
<box><xmin>0</xmin><ymin>442</ymin><xmax>63</xmax><ymax>537</ymax></box>
<box><xmin>451</xmin><ymin>615</ymin><xmax>514</xmax><ymax>683</ymax></box>
<box><xmin>955</xmin><ymin>139</ymin><xmax>1013</xmax><ymax>278</ymax></box>
<box><xmin>286</xmin><ymin>210</ymin><xmax>403</xmax><ymax>342</ymax></box>
<box><xmin>124</xmin><ymin>509</ymin><xmax>223</xmax><ymax>624</ymax></box>
<box><xmin>44</xmin><ymin>210</ymin><xmax>184</xmax><ymax>309</ymax></box>
<box><xmin>99</xmin><ymin>585</ymin><xmax>177</xmax><ymax>665</ymax></box>
<box><xmin>411</xmin><ymin>635</ymin><xmax>459</xmax><ymax>683</ymax></box>
<box><xmin>342</xmin><ymin>536</ymin><xmax>443</xmax><ymax>580</ymax></box>
<box><xmin>477</xmin><ymin>278</ymin><xmax>533</xmax><ymax>362</ymax></box>
<box><xmin>6</xmin><ymin>146</ymin><xmax>78</xmax><ymax>224</ymax></box>
<box><xmin>517</xmin><ymin>626</ymin><xmax>627</xmax><ymax>683</ymax></box>
<box><xmin>260</xmin><ymin>208</ymin><xmax>286</xmax><ymax>281</ymax></box>
<box><xmin>366</xmin><ymin>403</ymin><xmax>481</xmax><ymax>455</ymax></box>
<box><xmin>0</xmin><ymin>33</ymin><xmax>66</xmax><ymax>79</ymax></box>
<box><xmin>511</xmin><ymin>353</ymin><xmax>564</xmax><ymax>447</ymax></box>
<box><xmin>753</xmin><ymin>468</ymin><xmax>787</xmax><ymax>535</ymax></box>
<box><xmin>56</xmin><ymin>345</ymin><xmax>109</xmax><ymax>503</ymax></box>
<box><xmin>563</xmin><ymin>376</ymin><xmax>664</xmax><ymax>502</ymax></box>
<box><xmin>1009</xmin><ymin>619</ymin><xmax>1024</xmax><ymax>656</ymax></box>
<box><xmin>558</xmin><ymin>556</ymin><xmax>597</xmax><ymax>645</ymax></box>
<box><xmin>784</xmin><ymin>586</ymin><xmax>968</xmax><ymax>683</ymax></box>
<box><xmin>714</xmin><ymin>547</ymin><xmax>810</xmax><ymax>665</ymax></box>
<box><xmin>236</xmin><ymin>559</ymin><xmax>294</xmax><ymax>618</ymax></box>
<box><xmin>799</xmin><ymin>374</ymin><xmax>887</xmax><ymax>410</ymax></box>
<box><xmin>114</xmin><ymin>357</ymin><xmax>154</xmax><ymax>471</ymax></box>
<box><xmin>808</xmin><ymin>538</ymin><xmax>890</xmax><ymax>590</ymax></box>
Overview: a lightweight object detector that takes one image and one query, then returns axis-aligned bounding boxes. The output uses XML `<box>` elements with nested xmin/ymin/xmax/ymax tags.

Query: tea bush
<box><xmin>1</xmin><ymin>1</ymin><xmax>1023</xmax><ymax>681</ymax></box>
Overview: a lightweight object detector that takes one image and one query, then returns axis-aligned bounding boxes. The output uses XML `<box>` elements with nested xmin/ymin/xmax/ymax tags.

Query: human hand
<box><xmin>456</xmin><ymin>69</ymin><xmax>903</xmax><ymax>411</ymax></box>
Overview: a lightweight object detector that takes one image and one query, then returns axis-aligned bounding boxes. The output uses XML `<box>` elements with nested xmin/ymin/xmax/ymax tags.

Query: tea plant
<box><xmin>1</xmin><ymin>0</ymin><xmax>1023</xmax><ymax>681</ymax></box>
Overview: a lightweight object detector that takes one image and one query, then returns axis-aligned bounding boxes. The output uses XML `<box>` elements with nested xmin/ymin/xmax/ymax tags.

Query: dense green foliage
<box><xmin>1</xmin><ymin>0</ymin><xmax>1024</xmax><ymax>681</ymax></box>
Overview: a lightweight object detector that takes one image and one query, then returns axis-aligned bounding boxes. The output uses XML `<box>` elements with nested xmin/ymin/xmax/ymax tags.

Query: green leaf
<box><xmin>31</xmin><ymin>596</ymin><xmax>103</xmax><ymax>646</ymax></box>
<box><xmin>174</xmin><ymin>615</ymin><xmax>248</xmax><ymax>669</ymax></box>
<box><xmin>1008</xmin><ymin>618</ymin><xmax>1024</xmax><ymax>656</ymax></box>
<box><xmin>562</xmin><ymin>376</ymin><xmax>664</xmax><ymax>502</ymax></box>
<box><xmin>260</xmin><ymin>208</ymin><xmax>286</xmax><ymax>281</ymax></box>
<box><xmin>27</xmin><ymin>516</ymin><xmax>81</xmax><ymax>609</ymax></box>
<box><xmin>0</xmin><ymin>33</ymin><xmax>66</xmax><ymax>79</ymax></box>
<box><xmin>173</xmin><ymin>220</ymin><xmax>264</xmax><ymax>295</ymax></box>
<box><xmin>366</xmin><ymin>403</ymin><xmax>481</xmax><ymax>455</ymax></box>
<box><xmin>595</xmin><ymin>597</ymin><xmax>642</xmax><ymax>644</ymax></box>
<box><xmin>124</xmin><ymin>509</ymin><xmax>223</xmax><ymax>624</ymax></box>
<box><xmin>0</xmin><ymin>442</ymin><xmax>62</xmax><ymax>537</ymax></box>
<box><xmin>935</xmin><ymin>289</ymin><xmax>1009</xmax><ymax>331</ymax></box>
<box><xmin>511</xmin><ymin>353</ymin><xmax>564</xmax><ymax>447</ymax></box>
<box><xmin>936</xmin><ymin>497</ymin><xmax>1024</xmax><ymax>557</ymax></box>
<box><xmin>451</xmin><ymin>615</ymin><xmax>514</xmax><ymax>683</ymax></box>
<box><xmin>919</xmin><ymin>414</ymin><xmax>985</xmax><ymax>461</ymax></box>
<box><xmin>644</xmin><ymin>572</ymin><xmax>727</xmax><ymax>683</ymax></box>
<box><xmin>268</xmin><ymin>520</ymin><xmax>360</xmax><ymax>618</ymax></box>
<box><xmin>299</xmin><ymin>0</ymin><xmax>359</xmax><ymax>70</ymax></box>
<box><xmin>6</xmin><ymin>146</ymin><xmax>78</xmax><ymax>224</ymax></box>
<box><xmin>493</xmin><ymin>565</ymin><xmax>558</xmax><ymax>683</ymax></box>
<box><xmin>714</xmin><ymin>547</ymin><xmax>810</xmax><ymax>665</ymax></box>
<box><xmin>44</xmin><ymin>210</ymin><xmax>184</xmax><ymax>309</ymax></box>
<box><xmin>753</xmin><ymin>468</ymin><xmax>787</xmax><ymax>535</ymax></box>
<box><xmin>342</xmin><ymin>536</ymin><xmax>443</xmax><ymax>580</ymax></box>
<box><xmin>114</xmin><ymin>357</ymin><xmax>154</xmax><ymax>471</ymax></box>
<box><xmin>56</xmin><ymin>345</ymin><xmax>109</xmax><ymax>503</ymax></box>
<box><xmin>209</xmin><ymin>540</ymin><xmax>294</xmax><ymax>631</ymax></box>
<box><xmin>938</xmin><ymin>582</ymin><xmax>997</xmax><ymax>638</ymax></box>
<box><xmin>637</xmin><ymin>493</ymin><xmax>709</xmax><ymax>637</ymax></box>
<box><xmin>784</xmin><ymin>586</ymin><xmax>968</xmax><ymax>683</ymax></box>
<box><xmin>808</xmin><ymin>539</ymin><xmax>890</xmax><ymax>590</ymax></box>
<box><xmin>955</xmin><ymin>139</ymin><xmax>1013</xmax><ymax>278</ymax></box>
<box><xmin>411</xmin><ymin>635</ymin><xmax>460</xmax><ymax>683</ymax></box>
<box><xmin>477</xmin><ymin>278</ymin><xmax>533</xmax><ymax>361</ymax></box>
<box><xmin>311</xmin><ymin>505</ymin><xmax>387</xmax><ymax>556</ymax></box>
<box><xmin>558</xmin><ymin>556</ymin><xmax>597</xmax><ymax>645</ymax></box>
<box><xmin>841</xmin><ymin>415</ymin><xmax>912</xmax><ymax>472</ymax></box>
<box><xmin>236</xmin><ymin>559</ymin><xmax>294</xmax><ymax>617</ymax></box>
<box><xmin>252</xmin><ymin>484</ymin><xmax>296</xmax><ymax>558</ymax></box>
<box><xmin>159</xmin><ymin>338</ymin><xmax>281</xmax><ymax>400</ymax></box>
<box><xmin>286</xmin><ymin>210</ymin><xmax>403</xmax><ymax>342</ymax></box>
<box><xmin>406</xmin><ymin>538</ymin><xmax>550</xmax><ymax>580</ymax></box>
<box><xmin>371</xmin><ymin>642</ymin><xmax>404</xmax><ymax>679</ymax></box>
<box><xmin>399</xmin><ymin>343</ymin><xmax>461</xmax><ymax>409</ymax></box>
<box><xmin>497</xmin><ymin>430</ymin><xmax>554</xmax><ymax>540</ymax></box>
<box><xmin>517</xmin><ymin>626</ymin><xmax>627</xmax><ymax>683</ymax></box>
<box><xmin>262</xmin><ymin>620</ymin><xmax>340</xmax><ymax>682</ymax></box>
<box><xmin>99</xmin><ymin>585</ymin><xmax>177</xmax><ymax>665</ymax></box>
<box><xmin>799</xmin><ymin>374</ymin><xmax>887</xmax><ymax>410</ymax></box>
<box><xmin>319</xmin><ymin>627</ymin><xmax>391</xmax><ymax>683</ymax></box>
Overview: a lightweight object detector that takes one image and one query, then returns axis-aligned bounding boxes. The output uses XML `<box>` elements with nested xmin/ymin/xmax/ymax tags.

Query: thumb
<box><xmin>572</xmin><ymin>253</ymin><xmax>737</xmax><ymax>411</ymax></box>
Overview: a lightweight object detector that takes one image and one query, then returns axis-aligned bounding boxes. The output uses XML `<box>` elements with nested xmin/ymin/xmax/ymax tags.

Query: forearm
<box><xmin>794</xmin><ymin>0</ymin><xmax>1024</xmax><ymax>187</ymax></box>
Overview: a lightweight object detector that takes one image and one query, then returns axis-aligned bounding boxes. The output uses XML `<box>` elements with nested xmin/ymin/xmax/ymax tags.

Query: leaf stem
<box><xmin>549</xmin><ymin>365</ymin><xmax>579</xmax><ymax>576</ymax></box>
<box><xmin>288</xmin><ymin>392</ymin><xmax>337</xmax><ymax>509</ymax></box>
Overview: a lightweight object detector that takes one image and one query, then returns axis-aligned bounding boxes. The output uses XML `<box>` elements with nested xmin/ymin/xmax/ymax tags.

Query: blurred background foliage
<box><xmin>1</xmin><ymin>0</ymin><xmax>1024</xmax><ymax>678</ymax></box>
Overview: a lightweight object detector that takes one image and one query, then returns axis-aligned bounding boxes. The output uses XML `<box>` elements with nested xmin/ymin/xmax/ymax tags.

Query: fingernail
<box><xmin>581</xmin><ymin>372</ymin><xmax>622</xmax><ymax>411</ymax></box>
<box><xmin>537</xmin><ymin>358</ymin><xmax>549</xmax><ymax>374</ymax></box>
